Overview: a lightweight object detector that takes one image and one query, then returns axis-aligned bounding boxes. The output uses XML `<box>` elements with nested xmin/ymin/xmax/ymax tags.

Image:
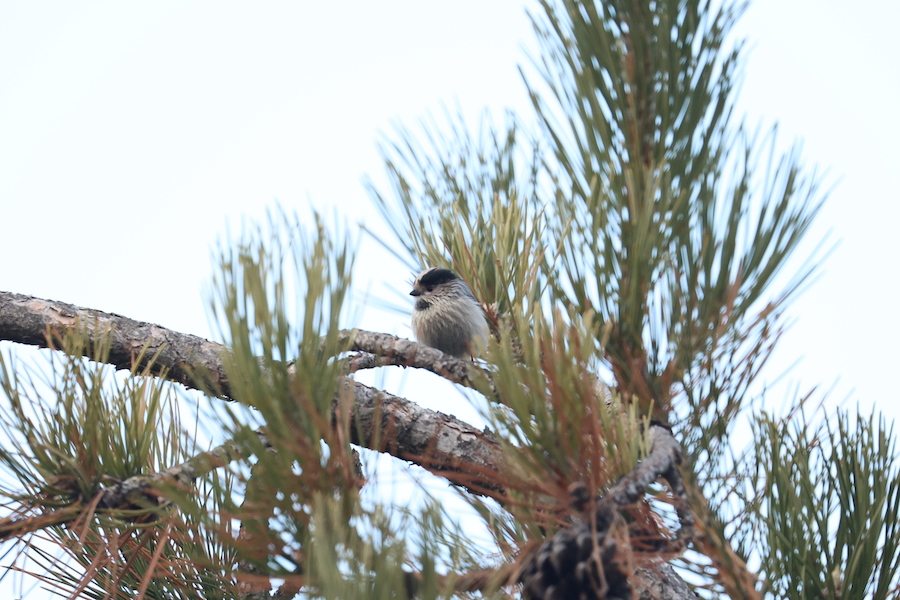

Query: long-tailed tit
<box><xmin>410</xmin><ymin>267</ymin><xmax>488</xmax><ymax>359</ymax></box>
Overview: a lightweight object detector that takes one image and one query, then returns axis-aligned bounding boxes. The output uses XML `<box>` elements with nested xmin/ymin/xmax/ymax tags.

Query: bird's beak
<box><xmin>409</xmin><ymin>290</ymin><xmax>421</xmax><ymax>297</ymax></box>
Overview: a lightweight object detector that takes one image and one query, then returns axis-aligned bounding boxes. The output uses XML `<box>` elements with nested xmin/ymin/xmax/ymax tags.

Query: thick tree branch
<box><xmin>0</xmin><ymin>291</ymin><xmax>230</xmax><ymax>394</ymax></box>
<box><xmin>348</xmin><ymin>380</ymin><xmax>502</xmax><ymax>494</ymax></box>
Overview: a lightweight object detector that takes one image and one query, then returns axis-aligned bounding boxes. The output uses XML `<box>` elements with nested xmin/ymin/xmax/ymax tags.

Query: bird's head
<box><xmin>409</xmin><ymin>267</ymin><xmax>461</xmax><ymax>301</ymax></box>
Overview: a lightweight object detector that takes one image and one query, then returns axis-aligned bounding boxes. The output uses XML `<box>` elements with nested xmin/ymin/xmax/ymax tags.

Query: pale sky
<box><xmin>1</xmin><ymin>1</ymin><xmax>898</xmax><ymax>597</ymax></box>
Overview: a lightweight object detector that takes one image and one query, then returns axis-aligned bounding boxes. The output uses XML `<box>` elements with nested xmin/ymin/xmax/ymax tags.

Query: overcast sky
<box><xmin>1</xmin><ymin>1</ymin><xmax>898</xmax><ymax>596</ymax></box>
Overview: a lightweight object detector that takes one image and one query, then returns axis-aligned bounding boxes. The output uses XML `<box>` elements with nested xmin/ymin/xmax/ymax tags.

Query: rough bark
<box><xmin>0</xmin><ymin>291</ymin><xmax>230</xmax><ymax>393</ymax></box>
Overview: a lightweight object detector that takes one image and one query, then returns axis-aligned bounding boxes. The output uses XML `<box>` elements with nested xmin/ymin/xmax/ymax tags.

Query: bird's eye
<box><xmin>426</xmin><ymin>285</ymin><xmax>435</xmax><ymax>292</ymax></box>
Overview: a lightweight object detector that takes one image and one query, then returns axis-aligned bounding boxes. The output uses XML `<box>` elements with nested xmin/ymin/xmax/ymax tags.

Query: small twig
<box><xmin>99</xmin><ymin>429</ymin><xmax>271</xmax><ymax>510</ymax></box>
<box><xmin>344</xmin><ymin>351</ymin><xmax>380</xmax><ymax>372</ymax></box>
<box><xmin>340</xmin><ymin>329</ymin><xmax>498</xmax><ymax>395</ymax></box>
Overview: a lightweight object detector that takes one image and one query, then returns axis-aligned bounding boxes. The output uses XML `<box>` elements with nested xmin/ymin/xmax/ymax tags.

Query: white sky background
<box><xmin>0</xmin><ymin>0</ymin><xmax>898</xmax><ymax>597</ymax></box>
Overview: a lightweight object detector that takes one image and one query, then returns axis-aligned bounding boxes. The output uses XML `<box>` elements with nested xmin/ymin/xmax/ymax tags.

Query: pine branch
<box><xmin>0</xmin><ymin>291</ymin><xmax>504</xmax><ymax>492</ymax></box>
<box><xmin>0</xmin><ymin>290</ymin><xmax>702</xmax><ymax>597</ymax></box>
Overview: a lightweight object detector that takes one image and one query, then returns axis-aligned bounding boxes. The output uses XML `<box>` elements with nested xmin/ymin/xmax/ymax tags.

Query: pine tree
<box><xmin>1</xmin><ymin>0</ymin><xmax>898</xmax><ymax>598</ymax></box>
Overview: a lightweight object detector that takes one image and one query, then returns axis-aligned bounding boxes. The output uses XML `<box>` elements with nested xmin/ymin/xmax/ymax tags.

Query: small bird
<box><xmin>410</xmin><ymin>267</ymin><xmax>488</xmax><ymax>358</ymax></box>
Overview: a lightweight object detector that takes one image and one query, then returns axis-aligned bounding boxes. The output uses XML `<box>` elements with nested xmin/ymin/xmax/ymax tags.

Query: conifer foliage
<box><xmin>1</xmin><ymin>1</ymin><xmax>898</xmax><ymax>599</ymax></box>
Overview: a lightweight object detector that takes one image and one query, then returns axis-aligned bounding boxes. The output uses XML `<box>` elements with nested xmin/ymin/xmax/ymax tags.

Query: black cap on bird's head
<box><xmin>410</xmin><ymin>267</ymin><xmax>459</xmax><ymax>296</ymax></box>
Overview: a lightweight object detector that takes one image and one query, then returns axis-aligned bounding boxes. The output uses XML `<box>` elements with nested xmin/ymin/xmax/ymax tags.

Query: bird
<box><xmin>410</xmin><ymin>267</ymin><xmax>488</xmax><ymax>359</ymax></box>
